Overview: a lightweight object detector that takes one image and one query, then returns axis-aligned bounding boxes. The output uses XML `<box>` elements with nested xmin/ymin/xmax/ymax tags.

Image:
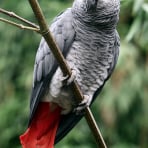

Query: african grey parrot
<box><xmin>20</xmin><ymin>0</ymin><xmax>120</xmax><ymax>147</ymax></box>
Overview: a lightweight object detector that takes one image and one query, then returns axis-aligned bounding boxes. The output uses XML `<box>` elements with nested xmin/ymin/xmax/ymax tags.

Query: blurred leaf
<box><xmin>125</xmin><ymin>16</ymin><xmax>141</xmax><ymax>42</ymax></box>
<box><xmin>142</xmin><ymin>3</ymin><xmax>148</xmax><ymax>13</ymax></box>
<box><xmin>132</xmin><ymin>0</ymin><xmax>144</xmax><ymax>15</ymax></box>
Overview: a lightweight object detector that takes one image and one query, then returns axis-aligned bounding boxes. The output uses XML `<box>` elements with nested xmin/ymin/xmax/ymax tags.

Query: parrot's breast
<box><xmin>66</xmin><ymin>29</ymin><xmax>116</xmax><ymax>97</ymax></box>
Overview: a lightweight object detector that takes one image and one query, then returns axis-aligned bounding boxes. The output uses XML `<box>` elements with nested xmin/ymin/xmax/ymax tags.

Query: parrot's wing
<box><xmin>29</xmin><ymin>8</ymin><xmax>75</xmax><ymax>125</ymax></box>
<box><xmin>55</xmin><ymin>30</ymin><xmax>120</xmax><ymax>144</ymax></box>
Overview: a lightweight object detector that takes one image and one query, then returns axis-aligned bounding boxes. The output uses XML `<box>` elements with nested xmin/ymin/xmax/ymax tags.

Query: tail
<box><xmin>20</xmin><ymin>102</ymin><xmax>61</xmax><ymax>148</ymax></box>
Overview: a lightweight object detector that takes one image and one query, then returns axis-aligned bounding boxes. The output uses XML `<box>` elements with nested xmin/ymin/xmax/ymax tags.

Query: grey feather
<box><xmin>29</xmin><ymin>0</ymin><xmax>120</xmax><ymax>144</ymax></box>
<box><xmin>29</xmin><ymin>8</ymin><xmax>75</xmax><ymax>124</ymax></box>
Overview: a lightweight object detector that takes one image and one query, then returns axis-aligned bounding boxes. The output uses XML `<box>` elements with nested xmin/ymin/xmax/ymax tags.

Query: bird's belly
<box><xmin>66</xmin><ymin>41</ymin><xmax>114</xmax><ymax>96</ymax></box>
<box><xmin>48</xmin><ymin>40</ymin><xmax>114</xmax><ymax>113</ymax></box>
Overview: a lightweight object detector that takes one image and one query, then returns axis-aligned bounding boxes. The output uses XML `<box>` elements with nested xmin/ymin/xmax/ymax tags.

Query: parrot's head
<box><xmin>72</xmin><ymin>0</ymin><xmax>120</xmax><ymax>27</ymax></box>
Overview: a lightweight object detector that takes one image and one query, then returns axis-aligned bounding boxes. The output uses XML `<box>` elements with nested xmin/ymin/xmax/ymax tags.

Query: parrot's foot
<box><xmin>60</xmin><ymin>68</ymin><xmax>77</xmax><ymax>85</ymax></box>
<box><xmin>66</xmin><ymin>68</ymin><xmax>77</xmax><ymax>85</ymax></box>
<box><xmin>74</xmin><ymin>95</ymin><xmax>91</xmax><ymax>115</ymax></box>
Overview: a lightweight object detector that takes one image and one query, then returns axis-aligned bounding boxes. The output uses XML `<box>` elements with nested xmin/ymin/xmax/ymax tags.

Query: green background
<box><xmin>0</xmin><ymin>0</ymin><xmax>148</xmax><ymax>147</ymax></box>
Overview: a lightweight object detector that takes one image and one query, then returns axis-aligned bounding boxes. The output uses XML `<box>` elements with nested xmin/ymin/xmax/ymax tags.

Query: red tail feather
<box><xmin>20</xmin><ymin>102</ymin><xmax>61</xmax><ymax>148</ymax></box>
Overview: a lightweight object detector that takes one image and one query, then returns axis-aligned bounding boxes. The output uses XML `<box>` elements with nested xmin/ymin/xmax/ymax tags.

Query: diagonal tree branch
<box><xmin>28</xmin><ymin>0</ymin><xmax>107</xmax><ymax>147</ymax></box>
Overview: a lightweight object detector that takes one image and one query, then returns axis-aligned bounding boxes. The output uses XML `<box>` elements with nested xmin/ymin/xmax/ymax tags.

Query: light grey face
<box><xmin>73</xmin><ymin>0</ymin><xmax>115</xmax><ymax>11</ymax></box>
<box><xmin>73</xmin><ymin>0</ymin><xmax>97</xmax><ymax>12</ymax></box>
<box><xmin>72</xmin><ymin>0</ymin><xmax>120</xmax><ymax>25</ymax></box>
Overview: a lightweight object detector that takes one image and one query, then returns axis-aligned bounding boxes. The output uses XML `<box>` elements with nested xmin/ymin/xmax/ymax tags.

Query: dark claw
<box><xmin>73</xmin><ymin>94</ymin><xmax>91</xmax><ymax>115</ymax></box>
<box><xmin>73</xmin><ymin>107</ymin><xmax>85</xmax><ymax>115</ymax></box>
<box><xmin>66</xmin><ymin>68</ymin><xmax>77</xmax><ymax>85</ymax></box>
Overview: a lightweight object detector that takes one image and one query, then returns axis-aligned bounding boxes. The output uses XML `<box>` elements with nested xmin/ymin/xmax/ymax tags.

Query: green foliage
<box><xmin>0</xmin><ymin>0</ymin><xmax>148</xmax><ymax>147</ymax></box>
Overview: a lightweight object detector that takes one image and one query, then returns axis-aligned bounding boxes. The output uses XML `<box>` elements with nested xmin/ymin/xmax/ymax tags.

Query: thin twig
<box><xmin>0</xmin><ymin>8</ymin><xmax>39</xmax><ymax>29</ymax></box>
<box><xmin>28</xmin><ymin>0</ymin><xmax>107</xmax><ymax>147</ymax></box>
<box><xmin>0</xmin><ymin>17</ymin><xmax>40</xmax><ymax>33</ymax></box>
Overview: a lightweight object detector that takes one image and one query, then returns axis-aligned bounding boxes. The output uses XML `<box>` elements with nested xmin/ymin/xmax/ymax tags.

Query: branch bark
<box><xmin>0</xmin><ymin>8</ymin><xmax>39</xmax><ymax>29</ymax></box>
<box><xmin>28</xmin><ymin>0</ymin><xmax>107</xmax><ymax>147</ymax></box>
<box><xmin>0</xmin><ymin>17</ymin><xmax>40</xmax><ymax>33</ymax></box>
